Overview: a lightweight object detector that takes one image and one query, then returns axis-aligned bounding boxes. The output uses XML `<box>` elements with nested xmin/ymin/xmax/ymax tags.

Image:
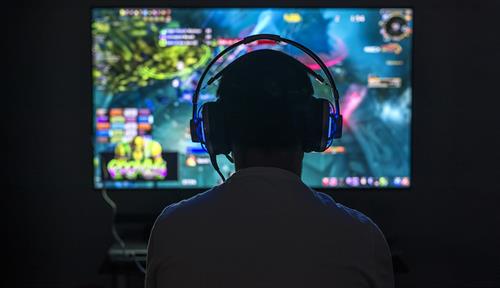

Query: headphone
<box><xmin>189</xmin><ymin>34</ymin><xmax>343</xmax><ymax>179</ymax></box>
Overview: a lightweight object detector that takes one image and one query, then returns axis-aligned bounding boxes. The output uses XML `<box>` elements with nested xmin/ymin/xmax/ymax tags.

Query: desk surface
<box><xmin>109</xmin><ymin>242</ymin><xmax>147</xmax><ymax>262</ymax></box>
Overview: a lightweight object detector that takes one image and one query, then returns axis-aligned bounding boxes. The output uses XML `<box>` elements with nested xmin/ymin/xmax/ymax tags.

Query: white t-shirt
<box><xmin>146</xmin><ymin>167</ymin><xmax>394</xmax><ymax>288</ymax></box>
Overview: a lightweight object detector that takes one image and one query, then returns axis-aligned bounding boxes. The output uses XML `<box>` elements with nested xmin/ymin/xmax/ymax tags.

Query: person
<box><xmin>146</xmin><ymin>49</ymin><xmax>394</xmax><ymax>288</ymax></box>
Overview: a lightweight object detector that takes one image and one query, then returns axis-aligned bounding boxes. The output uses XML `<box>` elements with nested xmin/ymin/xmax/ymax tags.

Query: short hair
<box><xmin>216</xmin><ymin>49</ymin><xmax>314</xmax><ymax>149</ymax></box>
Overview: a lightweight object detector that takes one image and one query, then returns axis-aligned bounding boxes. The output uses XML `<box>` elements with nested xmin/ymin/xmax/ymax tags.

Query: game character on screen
<box><xmin>107</xmin><ymin>136</ymin><xmax>167</xmax><ymax>181</ymax></box>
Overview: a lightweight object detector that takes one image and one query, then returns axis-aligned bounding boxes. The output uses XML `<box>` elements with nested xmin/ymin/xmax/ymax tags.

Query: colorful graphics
<box><xmin>106</xmin><ymin>136</ymin><xmax>167</xmax><ymax>180</ymax></box>
<box><xmin>95</xmin><ymin>108</ymin><xmax>153</xmax><ymax>144</ymax></box>
<box><xmin>92</xmin><ymin>8</ymin><xmax>413</xmax><ymax>189</ymax></box>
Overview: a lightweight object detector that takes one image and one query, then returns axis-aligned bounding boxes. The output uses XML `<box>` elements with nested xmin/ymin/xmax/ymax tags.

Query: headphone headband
<box><xmin>192</xmin><ymin>34</ymin><xmax>341</xmax><ymax>120</ymax></box>
<box><xmin>189</xmin><ymin>34</ymin><xmax>343</xmax><ymax>181</ymax></box>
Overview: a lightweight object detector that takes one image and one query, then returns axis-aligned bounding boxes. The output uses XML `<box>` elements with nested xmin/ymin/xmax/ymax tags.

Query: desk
<box><xmin>100</xmin><ymin>242</ymin><xmax>147</xmax><ymax>288</ymax></box>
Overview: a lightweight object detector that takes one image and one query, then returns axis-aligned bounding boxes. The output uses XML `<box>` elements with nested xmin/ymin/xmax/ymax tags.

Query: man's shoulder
<box><xmin>153</xmin><ymin>186</ymin><xmax>380</xmax><ymax>236</ymax></box>
<box><xmin>157</xmin><ymin>186</ymin><xmax>221</xmax><ymax>223</ymax></box>
<box><xmin>148</xmin><ymin>187</ymin><xmax>219</xmax><ymax>247</ymax></box>
<box><xmin>312</xmin><ymin>190</ymin><xmax>379</xmax><ymax>231</ymax></box>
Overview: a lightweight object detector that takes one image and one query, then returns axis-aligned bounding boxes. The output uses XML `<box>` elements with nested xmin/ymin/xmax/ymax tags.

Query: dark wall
<box><xmin>5</xmin><ymin>0</ymin><xmax>500</xmax><ymax>287</ymax></box>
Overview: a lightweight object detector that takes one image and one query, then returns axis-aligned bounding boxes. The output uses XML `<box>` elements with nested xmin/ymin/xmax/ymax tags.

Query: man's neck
<box><xmin>232</xmin><ymin>146</ymin><xmax>303</xmax><ymax>177</ymax></box>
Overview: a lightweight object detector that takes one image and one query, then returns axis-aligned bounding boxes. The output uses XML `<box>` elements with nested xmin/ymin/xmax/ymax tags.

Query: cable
<box><xmin>209</xmin><ymin>153</ymin><xmax>226</xmax><ymax>182</ymax></box>
<box><xmin>101</xmin><ymin>188</ymin><xmax>146</xmax><ymax>274</ymax></box>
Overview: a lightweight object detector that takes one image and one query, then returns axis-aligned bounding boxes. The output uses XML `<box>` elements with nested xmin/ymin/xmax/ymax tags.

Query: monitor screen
<box><xmin>92</xmin><ymin>7</ymin><xmax>413</xmax><ymax>189</ymax></box>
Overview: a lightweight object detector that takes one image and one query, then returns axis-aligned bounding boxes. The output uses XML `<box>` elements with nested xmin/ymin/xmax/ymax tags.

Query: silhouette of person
<box><xmin>146</xmin><ymin>49</ymin><xmax>394</xmax><ymax>288</ymax></box>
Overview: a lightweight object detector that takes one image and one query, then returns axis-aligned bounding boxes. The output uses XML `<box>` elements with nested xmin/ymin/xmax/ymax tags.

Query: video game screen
<box><xmin>92</xmin><ymin>7</ymin><xmax>413</xmax><ymax>189</ymax></box>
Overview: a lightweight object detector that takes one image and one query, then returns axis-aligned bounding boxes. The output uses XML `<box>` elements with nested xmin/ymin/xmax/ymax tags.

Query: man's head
<box><xmin>216</xmin><ymin>49</ymin><xmax>314</xmax><ymax>174</ymax></box>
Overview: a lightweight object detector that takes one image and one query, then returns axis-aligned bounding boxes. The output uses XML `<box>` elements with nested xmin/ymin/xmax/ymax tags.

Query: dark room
<box><xmin>5</xmin><ymin>0</ymin><xmax>500</xmax><ymax>287</ymax></box>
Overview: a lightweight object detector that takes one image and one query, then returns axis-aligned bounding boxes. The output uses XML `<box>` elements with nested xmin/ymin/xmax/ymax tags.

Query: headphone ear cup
<box><xmin>303</xmin><ymin>98</ymin><xmax>333</xmax><ymax>152</ymax></box>
<box><xmin>201</xmin><ymin>102</ymin><xmax>231</xmax><ymax>155</ymax></box>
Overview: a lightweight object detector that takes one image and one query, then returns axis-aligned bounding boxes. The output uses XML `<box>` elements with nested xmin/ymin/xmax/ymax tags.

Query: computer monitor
<box><xmin>92</xmin><ymin>7</ymin><xmax>413</xmax><ymax>189</ymax></box>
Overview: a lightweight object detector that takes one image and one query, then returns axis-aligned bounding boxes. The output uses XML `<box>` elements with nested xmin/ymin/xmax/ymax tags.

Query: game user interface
<box><xmin>92</xmin><ymin>8</ymin><xmax>413</xmax><ymax>189</ymax></box>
